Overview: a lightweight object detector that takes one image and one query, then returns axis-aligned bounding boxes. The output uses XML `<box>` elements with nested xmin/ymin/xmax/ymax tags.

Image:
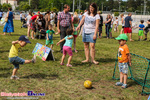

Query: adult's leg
<box><xmin>90</xmin><ymin>42</ymin><xmax>99</xmax><ymax>64</ymax></box>
<box><xmin>129</xmin><ymin>33</ymin><xmax>134</xmax><ymax>41</ymax></box>
<box><xmin>82</xmin><ymin>42</ymin><xmax>90</xmax><ymax>63</ymax></box>
<box><xmin>60</xmin><ymin>27</ymin><xmax>67</xmax><ymax>51</ymax></box>
<box><xmin>27</xmin><ymin>25</ymin><xmax>30</xmax><ymax>37</ymax></box>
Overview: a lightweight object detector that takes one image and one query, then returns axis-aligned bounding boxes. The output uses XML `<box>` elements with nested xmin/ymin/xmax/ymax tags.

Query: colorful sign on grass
<box><xmin>32</xmin><ymin>43</ymin><xmax>54</xmax><ymax>61</ymax></box>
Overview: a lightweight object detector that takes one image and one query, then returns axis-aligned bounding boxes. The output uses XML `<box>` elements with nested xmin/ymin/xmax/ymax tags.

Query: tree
<box><xmin>22</xmin><ymin>4</ymin><xmax>30</xmax><ymax>11</ymax></box>
<box><xmin>2</xmin><ymin>3</ymin><xmax>12</xmax><ymax>11</ymax></box>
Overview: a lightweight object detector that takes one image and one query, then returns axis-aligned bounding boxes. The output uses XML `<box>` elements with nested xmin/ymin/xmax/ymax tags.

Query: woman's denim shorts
<box><xmin>82</xmin><ymin>33</ymin><xmax>97</xmax><ymax>43</ymax></box>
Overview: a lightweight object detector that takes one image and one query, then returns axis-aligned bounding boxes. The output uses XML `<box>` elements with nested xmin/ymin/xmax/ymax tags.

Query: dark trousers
<box><xmin>60</xmin><ymin>26</ymin><xmax>69</xmax><ymax>51</ymax></box>
<box><xmin>99</xmin><ymin>26</ymin><xmax>102</xmax><ymax>36</ymax></box>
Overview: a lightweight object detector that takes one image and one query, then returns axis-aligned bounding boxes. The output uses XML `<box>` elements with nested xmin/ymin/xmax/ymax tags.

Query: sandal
<box><xmin>66</xmin><ymin>64</ymin><xmax>72</xmax><ymax>67</ymax></box>
<box><xmin>115</xmin><ymin>82</ymin><xmax>123</xmax><ymax>86</ymax></box>
<box><xmin>60</xmin><ymin>63</ymin><xmax>64</xmax><ymax>65</ymax></box>
<box><xmin>74</xmin><ymin>50</ymin><xmax>78</xmax><ymax>53</ymax></box>
<box><xmin>122</xmin><ymin>84</ymin><xmax>127</xmax><ymax>88</ymax></box>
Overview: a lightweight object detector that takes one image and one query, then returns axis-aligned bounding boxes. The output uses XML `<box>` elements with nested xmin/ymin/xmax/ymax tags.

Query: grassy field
<box><xmin>0</xmin><ymin>20</ymin><xmax>149</xmax><ymax>100</ymax></box>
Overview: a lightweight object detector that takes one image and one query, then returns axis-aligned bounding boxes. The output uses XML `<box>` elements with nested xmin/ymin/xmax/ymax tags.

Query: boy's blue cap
<box><xmin>19</xmin><ymin>35</ymin><xmax>31</xmax><ymax>43</ymax></box>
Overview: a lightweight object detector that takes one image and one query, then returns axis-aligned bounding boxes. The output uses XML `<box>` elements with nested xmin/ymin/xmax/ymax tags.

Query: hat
<box><xmin>115</xmin><ymin>34</ymin><xmax>128</xmax><ymax>41</ymax></box>
<box><xmin>19</xmin><ymin>35</ymin><xmax>31</xmax><ymax>43</ymax></box>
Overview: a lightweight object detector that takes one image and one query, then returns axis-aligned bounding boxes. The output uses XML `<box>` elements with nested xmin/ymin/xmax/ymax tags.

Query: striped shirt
<box><xmin>57</xmin><ymin>11</ymin><xmax>71</xmax><ymax>27</ymax></box>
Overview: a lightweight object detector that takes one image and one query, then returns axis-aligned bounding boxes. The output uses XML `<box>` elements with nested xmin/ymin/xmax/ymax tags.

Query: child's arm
<box><xmin>67</xmin><ymin>36</ymin><xmax>73</xmax><ymax>40</ymax></box>
<box><xmin>12</xmin><ymin>40</ymin><xmax>19</xmax><ymax>45</ymax></box>
<box><xmin>127</xmin><ymin>53</ymin><xmax>131</xmax><ymax>66</ymax></box>
<box><xmin>56</xmin><ymin>38</ymin><xmax>65</xmax><ymax>46</ymax></box>
<box><xmin>46</xmin><ymin>33</ymin><xmax>49</xmax><ymax>40</ymax></box>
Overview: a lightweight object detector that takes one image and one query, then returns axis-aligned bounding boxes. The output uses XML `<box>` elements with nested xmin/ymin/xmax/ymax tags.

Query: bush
<box><xmin>114</xmin><ymin>12</ymin><xmax>119</xmax><ymax>16</ymax></box>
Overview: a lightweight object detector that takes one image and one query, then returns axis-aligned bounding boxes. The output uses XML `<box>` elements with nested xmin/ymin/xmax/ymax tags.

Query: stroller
<box><xmin>35</xmin><ymin>18</ymin><xmax>46</xmax><ymax>39</ymax></box>
<box><xmin>21</xmin><ymin>18</ymin><xmax>27</xmax><ymax>28</ymax></box>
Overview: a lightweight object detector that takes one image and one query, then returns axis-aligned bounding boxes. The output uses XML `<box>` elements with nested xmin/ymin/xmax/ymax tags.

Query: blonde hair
<box><xmin>120</xmin><ymin>13</ymin><xmax>124</xmax><ymax>17</ymax></box>
<box><xmin>97</xmin><ymin>11</ymin><xmax>102</xmax><ymax>14</ymax></box>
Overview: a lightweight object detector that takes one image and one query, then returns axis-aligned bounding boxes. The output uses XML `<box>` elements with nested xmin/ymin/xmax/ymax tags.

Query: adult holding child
<box><xmin>57</xmin><ymin>4</ymin><xmax>74</xmax><ymax>53</ymax></box>
<box><xmin>76</xmin><ymin>3</ymin><xmax>100</xmax><ymax>65</ymax></box>
<box><xmin>3</xmin><ymin>7</ymin><xmax>14</xmax><ymax>35</ymax></box>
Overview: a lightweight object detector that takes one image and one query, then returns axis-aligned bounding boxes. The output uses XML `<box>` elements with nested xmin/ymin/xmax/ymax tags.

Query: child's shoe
<box><xmin>115</xmin><ymin>82</ymin><xmax>123</xmax><ymax>86</ymax></box>
<box><xmin>10</xmin><ymin>75</ymin><xmax>19</xmax><ymax>80</ymax></box>
<box><xmin>60</xmin><ymin>63</ymin><xmax>64</xmax><ymax>65</ymax></box>
<box><xmin>66</xmin><ymin>64</ymin><xmax>72</xmax><ymax>67</ymax></box>
<box><xmin>32</xmin><ymin>54</ymin><xmax>36</xmax><ymax>63</ymax></box>
<box><xmin>122</xmin><ymin>84</ymin><xmax>127</xmax><ymax>88</ymax></box>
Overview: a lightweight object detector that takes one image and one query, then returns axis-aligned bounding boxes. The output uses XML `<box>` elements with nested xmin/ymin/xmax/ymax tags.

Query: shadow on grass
<box><xmin>127</xmin><ymin>80</ymin><xmax>139</xmax><ymax>87</ymax></box>
<box><xmin>11</xmin><ymin>34</ymin><xmax>21</xmax><ymax>36</ymax></box>
<box><xmin>0</xmin><ymin>50</ymin><xmax>9</xmax><ymax>53</ymax></box>
<box><xmin>86</xmin><ymin>87</ymin><xmax>96</xmax><ymax>90</ymax></box>
<box><xmin>97</xmin><ymin>58</ymin><xmax>116</xmax><ymax>63</ymax></box>
<box><xmin>0</xmin><ymin>72</ymin><xmax>11</xmax><ymax>78</ymax></box>
<box><xmin>0</xmin><ymin>67</ymin><xmax>12</xmax><ymax>70</ymax></box>
<box><xmin>22</xmin><ymin>73</ymin><xmax>58</xmax><ymax>80</ymax></box>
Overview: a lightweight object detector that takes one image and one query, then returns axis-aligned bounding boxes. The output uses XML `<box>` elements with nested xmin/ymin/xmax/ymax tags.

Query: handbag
<box><xmin>5</xmin><ymin>17</ymin><xmax>8</xmax><ymax>22</ymax></box>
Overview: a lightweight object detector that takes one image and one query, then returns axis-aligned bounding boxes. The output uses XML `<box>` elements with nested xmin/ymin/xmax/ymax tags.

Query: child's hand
<box><xmin>55</xmin><ymin>32</ymin><xmax>59</xmax><ymax>35</ymax></box>
<box><xmin>56</xmin><ymin>42</ymin><xmax>59</xmax><ymax>46</ymax></box>
<box><xmin>47</xmin><ymin>38</ymin><xmax>49</xmax><ymax>41</ymax></box>
<box><xmin>76</xmin><ymin>26</ymin><xmax>80</xmax><ymax>31</ymax></box>
<box><xmin>129</xmin><ymin>62</ymin><xmax>131</xmax><ymax>66</ymax></box>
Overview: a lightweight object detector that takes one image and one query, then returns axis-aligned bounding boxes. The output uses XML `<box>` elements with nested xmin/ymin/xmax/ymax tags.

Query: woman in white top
<box><xmin>25</xmin><ymin>12</ymin><xmax>32</xmax><ymax>37</ymax></box>
<box><xmin>114</xmin><ymin>17</ymin><xmax>119</xmax><ymax>33</ymax></box>
<box><xmin>76</xmin><ymin>3</ymin><xmax>100</xmax><ymax>65</ymax></box>
<box><xmin>120</xmin><ymin>13</ymin><xmax>124</xmax><ymax>34</ymax></box>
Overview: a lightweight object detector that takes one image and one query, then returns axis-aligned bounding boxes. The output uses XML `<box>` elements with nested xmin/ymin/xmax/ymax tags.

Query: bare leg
<box><xmin>25</xmin><ymin>60</ymin><xmax>32</xmax><ymax>64</ymax></box>
<box><xmin>67</xmin><ymin>56</ymin><xmax>72</xmax><ymax>65</ymax></box>
<box><xmin>31</xmin><ymin>31</ymin><xmax>34</xmax><ymax>39</ymax></box>
<box><xmin>9</xmin><ymin>33</ymin><xmax>11</xmax><ymax>35</ymax></box>
<box><xmin>12</xmin><ymin>68</ymin><xmax>18</xmax><ymax>76</ymax></box>
<box><xmin>27</xmin><ymin>26</ymin><xmax>30</xmax><ymax>37</ymax></box>
<box><xmin>129</xmin><ymin>33</ymin><xmax>134</xmax><ymax>41</ymax></box>
<box><xmin>61</xmin><ymin>55</ymin><xmax>66</xmax><ymax>64</ymax></box>
<box><xmin>3</xmin><ymin>32</ymin><xmax>6</xmax><ymax>35</ymax></box>
<box><xmin>123</xmin><ymin>74</ymin><xmax>128</xmax><ymax>84</ymax></box>
<box><xmin>120</xmin><ymin>72</ymin><xmax>124</xmax><ymax>83</ymax></box>
<box><xmin>50</xmin><ymin>44</ymin><xmax>53</xmax><ymax>49</ymax></box>
<box><xmin>90</xmin><ymin>43</ymin><xmax>99</xmax><ymax>64</ymax></box>
<box><xmin>82</xmin><ymin>42</ymin><xmax>89</xmax><ymax>62</ymax></box>
<box><xmin>74</xmin><ymin>38</ymin><xmax>76</xmax><ymax>51</ymax></box>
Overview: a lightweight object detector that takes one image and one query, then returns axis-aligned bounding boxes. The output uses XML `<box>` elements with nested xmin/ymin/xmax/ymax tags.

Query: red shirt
<box><xmin>31</xmin><ymin>15</ymin><xmax>38</xmax><ymax>21</ymax></box>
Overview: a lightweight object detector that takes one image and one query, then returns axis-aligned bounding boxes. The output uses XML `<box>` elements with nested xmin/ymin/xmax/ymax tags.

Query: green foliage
<box><xmin>2</xmin><ymin>3</ymin><xmax>12</xmax><ymax>11</ymax></box>
<box><xmin>51</xmin><ymin>7</ymin><xmax>58</xmax><ymax>12</ymax></box>
<box><xmin>75</xmin><ymin>9</ymin><xmax>83</xmax><ymax>13</ymax></box>
<box><xmin>22</xmin><ymin>4</ymin><xmax>30</xmax><ymax>11</ymax></box>
<box><xmin>114</xmin><ymin>12</ymin><xmax>119</xmax><ymax>16</ymax></box>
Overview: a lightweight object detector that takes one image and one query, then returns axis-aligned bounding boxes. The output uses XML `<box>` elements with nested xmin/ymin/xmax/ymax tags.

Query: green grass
<box><xmin>0</xmin><ymin>20</ymin><xmax>149</xmax><ymax>100</ymax></box>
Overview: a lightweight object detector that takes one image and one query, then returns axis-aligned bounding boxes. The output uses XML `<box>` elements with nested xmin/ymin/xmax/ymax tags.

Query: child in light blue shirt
<box><xmin>57</xmin><ymin>28</ymin><xmax>73</xmax><ymax>67</ymax></box>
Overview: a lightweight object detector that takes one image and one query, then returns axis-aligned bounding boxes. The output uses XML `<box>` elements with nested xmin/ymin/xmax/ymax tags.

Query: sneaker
<box><xmin>14</xmin><ymin>75</ymin><xmax>20</xmax><ymax>80</ymax></box>
<box><xmin>10</xmin><ymin>76</ymin><xmax>15</xmax><ymax>79</ymax></box>
<box><xmin>143</xmin><ymin>38</ymin><xmax>147</xmax><ymax>41</ymax></box>
<box><xmin>66</xmin><ymin>64</ymin><xmax>72</xmax><ymax>67</ymax></box>
<box><xmin>32</xmin><ymin>54</ymin><xmax>36</xmax><ymax>63</ymax></box>
<box><xmin>138</xmin><ymin>39</ymin><xmax>140</xmax><ymax>41</ymax></box>
<box><xmin>10</xmin><ymin>75</ymin><xmax>19</xmax><ymax>80</ymax></box>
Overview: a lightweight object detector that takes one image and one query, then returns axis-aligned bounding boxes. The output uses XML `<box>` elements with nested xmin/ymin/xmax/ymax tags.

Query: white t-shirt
<box><xmin>114</xmin><ymin>19</ymin><xmax>119</xmax><ymax>26</ymax></box>
<box><xmin>26</xmin><ymin>15</ymin><xmax>32</xmax><ymax>25</ymax></box>
<box><xmin>83</xmin><ymin>12</ymin><xmax>100</xmax><ymax>33</ymax></box>
<box><xmin>50</xmin><ymin>13</ymin><xmax>54</xmax><ymax>22</ymax></box>
<box><xmin>20</xmin><ymin>14</ymin><xmax>22</xmax><ymax>18</ymax></box>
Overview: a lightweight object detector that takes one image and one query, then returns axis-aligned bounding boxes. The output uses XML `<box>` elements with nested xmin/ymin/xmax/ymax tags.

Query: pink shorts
<box><xmin>63</xmin><ymin>46</ymin><xmax>73</xmax><ymax>56</ymax></box>
<box><xmin>124</xmin><ymin>27</ymin><xmax>132</xmax><ymax>33</ymax></box>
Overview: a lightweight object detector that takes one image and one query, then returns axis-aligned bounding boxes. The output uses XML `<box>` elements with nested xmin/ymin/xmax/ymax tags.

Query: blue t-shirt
<box><xmin>78</xmin><ymin>15</ymin><xmax>83</xmax><ymax>22</ymax></box>
<box><xmin>0</xmin><ymin>12</ymin><xmax>3</xmax><ymax>17</ymax></box>
<box><xmin>46</xmin><ymin>30</ymin><xmax>55</xmax><ymax>40</ymax></box>
<box><xmin>64</xmin><ymin>35</ymin><xmax>73</xmax><ymax>47</ymax></box>
<box><xmin>124</xmin><ymin>16</ymin><xmax>132</xmax><ymax>27</ymax></box>
<box><xmin>139</xmin><ymin>24</ymin><xmax>145</xmax><ymax>30</ymax></box>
